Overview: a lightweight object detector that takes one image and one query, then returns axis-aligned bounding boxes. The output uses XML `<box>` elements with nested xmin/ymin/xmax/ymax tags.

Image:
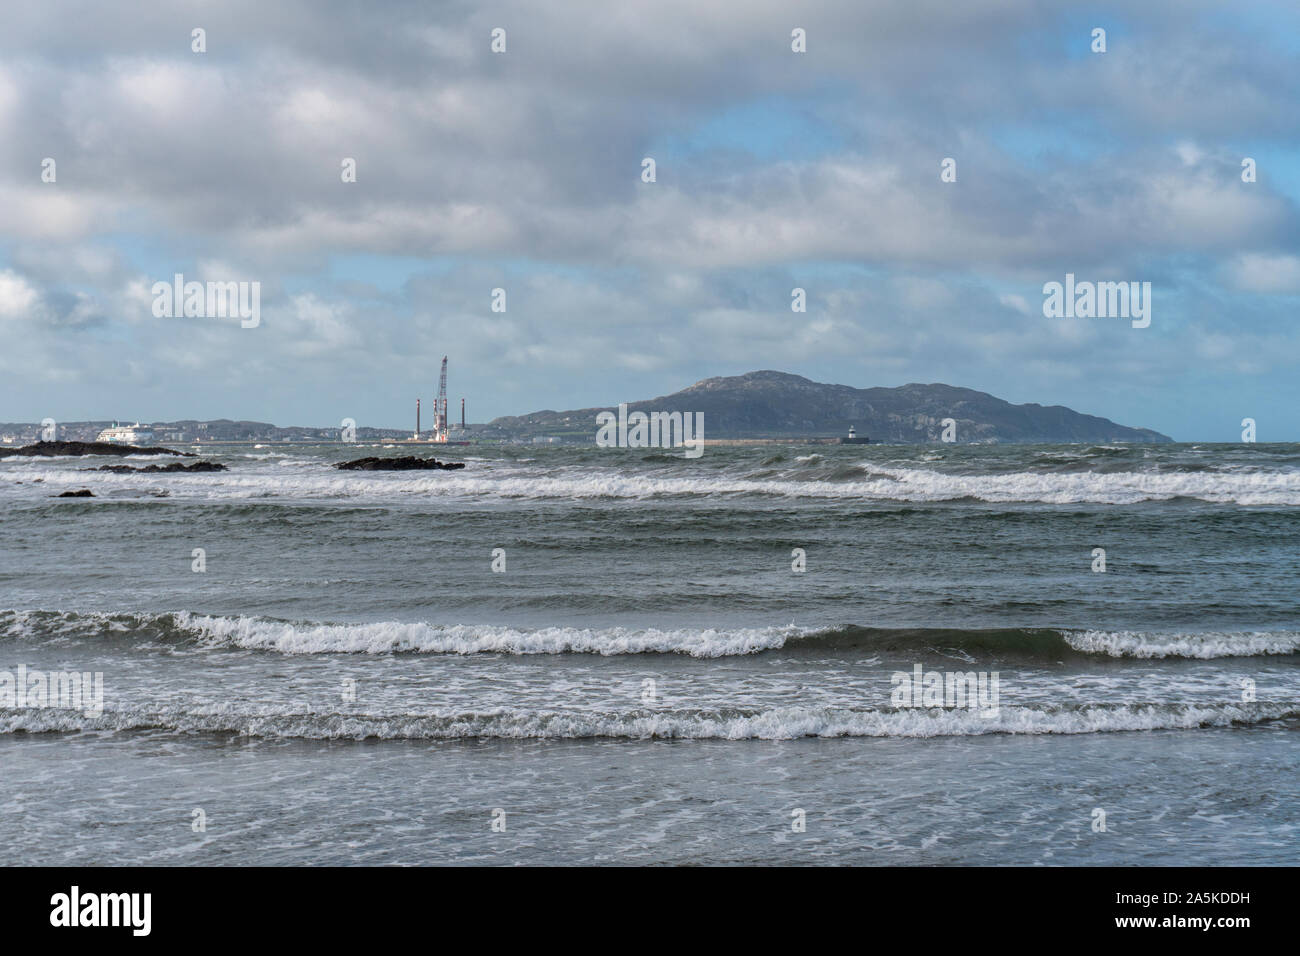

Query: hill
<box><xmin>485</xmin><ymin>370</ymin><xmax>1173</xmax><ymax>443</ymax></box>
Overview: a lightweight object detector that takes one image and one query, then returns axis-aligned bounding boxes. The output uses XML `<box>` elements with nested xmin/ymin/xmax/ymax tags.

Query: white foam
<box><xmin>2</xmin><ymin>702</ymin><xmax>1292</xmax><ymax>740</ymax></box>
<box><xmin>173</xmin><ymin>612</ymin><xmax>807</xmax><ymax>657</ymax></box>
<box><xmin>1066</xmin><ymin>629</ymin><xmax>1300</xmax><ymax>659</ymax></box>
<box><xmin>7</xmin><ymin>461</ymin><xmax>1299</xmax><ymax>504</ymax></box>
<box><xmin>7</xmin><ymin>610</ymin><xmax>1299</xmax><ymax>661</ymax></box>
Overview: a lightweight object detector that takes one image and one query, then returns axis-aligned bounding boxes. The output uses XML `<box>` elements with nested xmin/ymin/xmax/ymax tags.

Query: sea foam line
<box><xmin>1</xmin><ymin>702</ymin><xmax>1293</xmax><ymax>740</ymax></box>
<box><xmin>170</xmin><ymin>613</ymin><xmax>804</xmax><ymax>656</ymax></box>
<box><xmin>8</xmin><ymin>463</ymin><xmax>1300</xmax><ymax>504</ymax></box>
<box><xmin>4</xmin><ymin>610</ymin><xmax>1298</xmax><ymax>660</ymax></box>
<box><xmin>1064</xmin><ymin>629</ymin><xmax>1300</xmax><ymax>659</ymax></box>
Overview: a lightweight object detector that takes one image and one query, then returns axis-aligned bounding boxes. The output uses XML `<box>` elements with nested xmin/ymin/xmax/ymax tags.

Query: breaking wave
<box><xmin>3</xmin><ymin>610</ymin><xmax>1298</xmax><ymax>660</ymax></box>
<box><xmin>0</xmin><ymin>609</ymin><xmax>804</xmax><ymax>657</ymax></box>
<box><xmin>7</xmin><ymin>459</ymin><xmax>1300</xmax><ymax>504</ymax></box>
<box><xmin>1</xmin><ymin>701</ymin><xmax>1294</xmax><ymax>740</ymax></box>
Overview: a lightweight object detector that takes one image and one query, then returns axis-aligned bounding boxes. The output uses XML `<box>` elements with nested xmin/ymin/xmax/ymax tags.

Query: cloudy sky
<box><xmin>2</xmin><ymin>0</ymin><xmax>1298</xmax><ymax>439</ymax></box>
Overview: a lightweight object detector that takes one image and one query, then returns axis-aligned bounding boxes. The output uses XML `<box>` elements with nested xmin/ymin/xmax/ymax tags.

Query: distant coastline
<box><xmin>1</xmin><ymin>370</ymin><xmax>1176</xmax><ymax>446</ymax></box>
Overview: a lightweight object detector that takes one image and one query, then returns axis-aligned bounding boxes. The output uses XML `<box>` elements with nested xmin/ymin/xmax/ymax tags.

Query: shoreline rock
<box><xmin>53</xmin><ymin>489</ymin><xmax>95</xmax><ymax>497</ymax></box>
<box><xmin>335</xmin><ymin>456</ymin><xmax>465</xmax><ymax>471</ymax></box>
<box><xmin>89</xmin><ymin>461</ymin><xmax>227</xmax><ymax>473</ymax></box>
<box><xmin>6</xmin><ymin>440</ymin><xmax>192</xmax><ymax>458</ymax></box>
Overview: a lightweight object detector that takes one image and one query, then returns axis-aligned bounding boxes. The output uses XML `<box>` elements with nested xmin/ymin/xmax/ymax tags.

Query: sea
<box><xmin>1</xmin><ymin>441</ymin><xmax>1297</xmax><ymax>865</ymax></box>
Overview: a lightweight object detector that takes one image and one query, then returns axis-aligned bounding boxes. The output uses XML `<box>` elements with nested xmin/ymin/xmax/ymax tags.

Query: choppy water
<box><xmin>1</xmin><ymin>442</ymin><xmax>1297</xmax><ymax>864</ymax></box>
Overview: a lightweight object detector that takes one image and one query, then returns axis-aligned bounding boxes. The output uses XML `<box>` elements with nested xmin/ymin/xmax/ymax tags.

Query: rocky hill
<box><xmin>486</xmin><ymin>370</ymin><xmax>1172</xmax><ymax>443</ymax></box>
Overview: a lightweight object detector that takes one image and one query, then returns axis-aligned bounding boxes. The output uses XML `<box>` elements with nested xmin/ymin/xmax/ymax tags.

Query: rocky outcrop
<box><xmin>8</xmin><ymin>441</ymin><xmax>191</xmax><ymax>457</ymax></box>
<box><xmin>53</xmin><ymin>489</ymin><xmax>95</xmax><ymax>497</ymax></box>
<box><xmin>335</xmin><ymin>456</ymin><xmax>465</xmax><ymax>471</ymax></box>
<box><xmin>90</xmin><ymin>461</ymin><xmax>227</xmax><ymax>473</ymax></box>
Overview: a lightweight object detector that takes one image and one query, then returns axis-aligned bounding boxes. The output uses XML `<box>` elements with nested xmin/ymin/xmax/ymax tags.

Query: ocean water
<box><xmin>1</xmin><ymin>441</ymin><xmax>1297</xmax><ymax>865</ymax></box>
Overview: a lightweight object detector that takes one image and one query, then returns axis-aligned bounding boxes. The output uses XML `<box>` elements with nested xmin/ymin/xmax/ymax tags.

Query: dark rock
<box><xmin>8</xmin><ymin>440</ymin><xmax>191</xmax><ymax>458</ymax></box>
<box><xmin>335</xmin><ymin>456</ymin><xmax>465</xmax><ymax>471</ymax></box>
<box><xmin>90</xmin><ymin>461</ymin><xmax>227</xmax><ymax>473</ymax></box>
<box><xmin>54</xmin><ymin>489</ymin><xmax>95</xmax><ymax>497</ymax></box>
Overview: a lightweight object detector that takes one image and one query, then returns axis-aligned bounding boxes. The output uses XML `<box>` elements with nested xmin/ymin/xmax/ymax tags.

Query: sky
<box><xmin>1</xmin><ymin>0</ymin><xmax>1298</xmax><ymax>440</ymax></box>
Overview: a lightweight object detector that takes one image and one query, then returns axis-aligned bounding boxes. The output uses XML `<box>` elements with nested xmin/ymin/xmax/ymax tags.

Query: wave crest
<box><xmin>2</xmin><ymin>702</ymin><xmax>1293</xmax><ymax>740</ymax></box>
<box><xmin>3</xmin><ymin>610</ymin><xmax>1297</xmax><ymax>660</ymax></box>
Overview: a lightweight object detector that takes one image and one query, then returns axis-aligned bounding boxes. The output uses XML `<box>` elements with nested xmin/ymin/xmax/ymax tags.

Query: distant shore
<box><xmin>0</xmin><ymin>438</ymin><xmax>472</xmax><ymax>447</ymax></box>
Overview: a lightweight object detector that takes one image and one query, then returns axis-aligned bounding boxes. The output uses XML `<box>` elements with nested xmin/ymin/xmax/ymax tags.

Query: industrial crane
<box><xmin>435</xmin><ymin>356</ymin><xmax>449</xmax><ymax>443</ymax></box>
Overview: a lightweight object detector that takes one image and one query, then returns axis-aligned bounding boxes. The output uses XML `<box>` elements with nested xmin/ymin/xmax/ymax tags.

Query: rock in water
<box><xmin>8</xmin><ymin>440</ymin><xmax>191</xmax><ymax>458</ymax></box>
<box><xmin>54</xmin><ymin>489</ymin><xmax>95</xmax><ymax>497</ymax></box>
<box><xmin>91</xmin><ymin>461</ymin><xmax>227</xmax><ymax>473</ymax></box>
<box><xmin>335</xmin><ymin>456</ymin><xmax>465</xmax><ymax>471</ymax></box>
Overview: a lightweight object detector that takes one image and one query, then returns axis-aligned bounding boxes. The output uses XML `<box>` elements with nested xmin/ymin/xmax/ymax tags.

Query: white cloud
<box><xmin>0</xmin><ymin>269</ymin><xmax>38</xmax><ymax>318</ymax></box>
<box><xmin>1226</xmin><ymin>253</ymin><xmax>1300</xmax><ymax>294</ymax></box>
<box><xmin>0</xmin><ymin>0</ymin><xmax>1297</xmax><ymax>437</ymax></box>
<box><xmin>999</xmin><ymin>293</ymin><xmax>1031</xmax><ymax>315</ymax></box>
